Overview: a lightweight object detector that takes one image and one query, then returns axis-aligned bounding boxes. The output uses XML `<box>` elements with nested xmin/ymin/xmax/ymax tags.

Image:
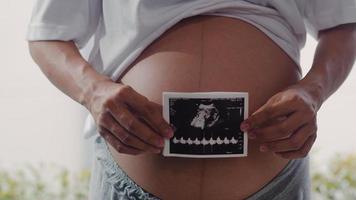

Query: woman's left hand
<box><xmin>240</xmin><ymin>82</ymin><xmax>322</xmax><ymax>159</ymax></box>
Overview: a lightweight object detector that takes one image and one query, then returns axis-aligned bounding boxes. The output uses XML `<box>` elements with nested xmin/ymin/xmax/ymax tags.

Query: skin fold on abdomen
<box><xmin>109</xmin><ymin>15</ymin><xmax>302</xmax><ymax>200</ymax></box>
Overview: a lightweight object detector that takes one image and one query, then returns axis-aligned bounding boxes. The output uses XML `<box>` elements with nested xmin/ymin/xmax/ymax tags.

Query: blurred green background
<box><xmin>1</xmin><ymin>151</ymin><xmax>356</xmax><ymax>200</ymax></box>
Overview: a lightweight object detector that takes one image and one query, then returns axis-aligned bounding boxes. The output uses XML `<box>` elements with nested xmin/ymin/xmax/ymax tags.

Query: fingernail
<box><xmin>164</xmin><ymin>128</ymin><xmax>174</xmax><ymax>138</ymax></box>
<box><xmin>260</xmin><ymin>145</ymin><xmax>268</xmax><ymax>152</ymax></box>
<box><xmin>154</xmin><ymin>148</ymin><xmax>161</xmax><ymax>154</ymax></box>
<box><xmin>240</xmin><ymin>122</ymin><xmax>249</xmax><ymax>131</ymax></box>
<box><xmin>157</xmin><ymin>138</ymin><xmax>165</xmax><ymax>147</ymax></box>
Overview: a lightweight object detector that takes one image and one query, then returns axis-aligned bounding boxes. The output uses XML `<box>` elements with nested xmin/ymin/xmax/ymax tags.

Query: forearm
<box><xmin>300</xmin><ymin>23</ymin><xmax>356</xmax><ymax>110</ymax></box>
<box><xmin>28</xmin><ymin>40</ymin><xmax>112</xmax><ymax>108</ymax></box>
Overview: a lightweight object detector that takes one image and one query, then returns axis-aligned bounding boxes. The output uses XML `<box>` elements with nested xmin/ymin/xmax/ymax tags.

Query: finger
<box><xmin>136</xmin><ymin>101</ymin><xmax>174</xmax><ymax>139</ymax></box>
<box><xmin>275</xmin><ymin>134</ymin><xmax>317</xmax><ymax>159</ymax></box>
<box><xmin>108</xmin><ymin>100</ymin><xmax>165</xmax><ymax>148</ymax></box>
<box><xmin>260</xmin><ymin>123</ymin><xmax>316</xmax><ymax>152</ymax></box>
<box><xmin>240</xmin><ymin>102</ymin><xmax>269</xmax><ymax>131</ymax></box>
<box><xmin>106</xmin><ymin>111</ymin><xmax>163</xmax><ymax>153</ymax></box>
<box><xmin>116</xmin><ymin>85</ymin><xmax>174</xmax><ymax>138</ymax></box>
<box><xmin>98</xmin><ymin>125</ymin><xmax>145</xmax><ymax>155</ymax></box>
<box><xmin>251</xmin><ymin>111</ymin><xmax>308</xmax><ymax>142</ymax></box>
<box><xmin>241</xmin><ymin>100</ymin><xmax>296</xmax><ymax>132</ymax></box>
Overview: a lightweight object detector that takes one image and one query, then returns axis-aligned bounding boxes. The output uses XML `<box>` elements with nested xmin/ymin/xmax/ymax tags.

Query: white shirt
<box><xmin>26</xmin><ymin>0</ymin><xmax>356</xmax><ymax>139</ymax></box>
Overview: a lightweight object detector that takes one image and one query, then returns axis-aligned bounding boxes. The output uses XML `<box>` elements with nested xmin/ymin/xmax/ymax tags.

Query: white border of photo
<box><xmin>162</xmin><ymin>91</ymin><xmax>249</xmax><ymax>158</ymax></box>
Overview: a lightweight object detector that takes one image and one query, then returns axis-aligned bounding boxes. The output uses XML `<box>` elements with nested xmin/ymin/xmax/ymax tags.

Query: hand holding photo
<box><xmin>162</xmin><ymin>91</ymin><xmax>248</xmax><ymax>158</ymax></box>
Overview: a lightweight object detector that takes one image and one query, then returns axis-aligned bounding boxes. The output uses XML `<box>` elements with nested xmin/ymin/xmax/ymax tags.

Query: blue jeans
<box><xmin>88</xmin><ymin>135</ymin><xmax>311</xmax><ymax>200</ymax></box>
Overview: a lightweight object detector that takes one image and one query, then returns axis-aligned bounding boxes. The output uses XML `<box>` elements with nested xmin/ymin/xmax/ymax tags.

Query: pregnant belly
<box><xmin>109</xmin><ymin>15</ymin><xmax>301</xmax><ymax>200</ymax></box>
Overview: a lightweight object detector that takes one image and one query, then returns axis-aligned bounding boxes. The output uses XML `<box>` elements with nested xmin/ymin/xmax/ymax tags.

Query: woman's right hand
<box><xmin>85</xmin><ymin>79</ymin><xmax>174</xmax><ymax>155</ymax></box>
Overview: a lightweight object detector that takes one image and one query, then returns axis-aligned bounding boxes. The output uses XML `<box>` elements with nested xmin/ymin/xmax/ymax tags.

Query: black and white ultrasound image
<box><xmin>168</xmin><ymin>97</ymin><xmax>245</xmax><ymax>155</ymax></box>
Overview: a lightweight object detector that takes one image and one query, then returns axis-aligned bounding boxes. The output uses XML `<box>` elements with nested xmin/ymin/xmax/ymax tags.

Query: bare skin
<box><xmin>106</xmin><ymin>15</ymin><xmax>300</xmax><ymax>200</ymax></box>
<box><xmin>28</xmin><ymin>14</ymin><xmax>355</xmax><ymax>200</ymax></box>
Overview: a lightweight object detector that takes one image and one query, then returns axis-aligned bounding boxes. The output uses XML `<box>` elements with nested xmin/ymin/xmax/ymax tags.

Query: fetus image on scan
<box><xmin>168</xmin><ymin>97</ymin><xmax>245</xmax><ymax>155</ymax></box>
<box><xmin>190</xmin><ymin>103</ymin><xmax>221</xmax><ymax>130</ymax></box>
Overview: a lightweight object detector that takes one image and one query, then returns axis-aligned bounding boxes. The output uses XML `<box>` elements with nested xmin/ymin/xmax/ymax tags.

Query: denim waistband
<box><xmin>93</xmin><ymin>135</ymin><xmax>161</xmax><ymax>200</ymax></box>
<box><xmin>245</xmin><ymin>152</ymin><xmax>311</xmax><ymax>199</ymax></box>
<box><xmin>92</xmin><ymin>135</ymin><xmax>310</xmax><ymax>200</ymax></box>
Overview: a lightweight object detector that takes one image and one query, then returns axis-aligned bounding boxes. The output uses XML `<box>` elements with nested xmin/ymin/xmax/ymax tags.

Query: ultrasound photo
<box><xmin>162</xmin><ymin>92</ymin><xmax>248</xmax><ymax>158</ymax></box>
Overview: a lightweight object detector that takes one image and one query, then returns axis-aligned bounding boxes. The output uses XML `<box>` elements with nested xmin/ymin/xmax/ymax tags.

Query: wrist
<box><xmin>78</xmin><ymin>64</ymin><xmax>113</xmax><ymax>110</ymax></box>
<box><xmin>298</xmin><ymin>75</ymin><xmax>325</xmax><ymax>111</ymax></box>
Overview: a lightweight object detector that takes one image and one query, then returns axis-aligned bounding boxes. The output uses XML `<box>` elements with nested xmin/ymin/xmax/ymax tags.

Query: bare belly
<box><xmin>109</xmin><ymin>15</ymin><xmax>302</xmax><ymax>200</ymax></box>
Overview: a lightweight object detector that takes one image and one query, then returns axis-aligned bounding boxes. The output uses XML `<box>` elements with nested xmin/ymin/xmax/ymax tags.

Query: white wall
<box><xmin>0</xmin><ymin>0</ymin><xmax>93</xmax><ymax>171</ymax></box>
<box><xmin>0</xmin><ymin>0</ymin><xmax>355</xmax><ymax>171</ymax></box>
